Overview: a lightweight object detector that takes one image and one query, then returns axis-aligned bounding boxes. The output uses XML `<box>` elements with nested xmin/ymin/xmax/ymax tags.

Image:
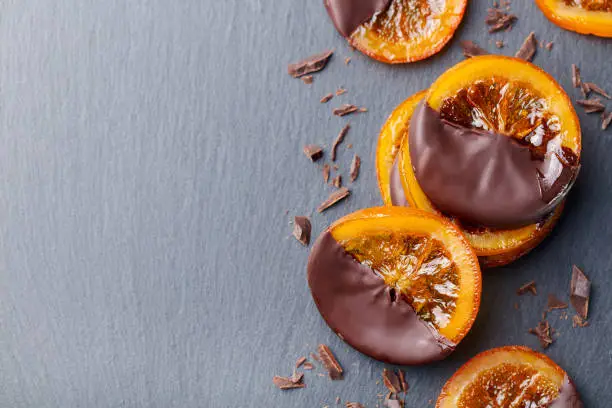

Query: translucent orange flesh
<box><xmin>340</xmin><ymin>233</ymin><xmax>459</xmax><ymax>331</ymax></box>
<box><xmin>361</xmin><ymin>0</ymin><xmax>438</xmax><ymax>44</ymax></box>
<box><xmin>439</xmin><ymin>78</ymin><xmax>579</xmax><ymax>165</ymax></box>
<box><xmin>564</xmin><ymin>0</ymin><xmax>612</xmax><ymax>11</ymax></box>
<box><xmin>456</xmin><ymin>363</ymin><xmax>559</xmax><ymax>407</ymax></box>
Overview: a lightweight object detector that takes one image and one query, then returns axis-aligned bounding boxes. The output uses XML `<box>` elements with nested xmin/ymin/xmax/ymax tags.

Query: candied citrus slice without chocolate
<box><xmin>307</xmin><ymin>207</ymin><xmax>481</xmax><ymax>365</ymax></box>
<box><xmin>325</xmin><ymin>0</ymin><xmax>467</xmax><ymax>63</ymax></box>
<box><xmin>437</xmin><ymin>346</ymin><xmax>583</xmax><ymax>407</ymax></box>
<box><xmin>377</xmin><ymin>90</ymin><xmax>564</xmax><ymax>268</ymax></box>
<box><xmin>536</xmin><ymin>0</ymin><xmax>612</xmax><ymax>38</ymax></box>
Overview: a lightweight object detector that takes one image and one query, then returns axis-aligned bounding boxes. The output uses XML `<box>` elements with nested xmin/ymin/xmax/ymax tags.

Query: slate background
<box><xmin>0</xmin><ymin>0</ymin><xmax>610</xmax><ymax>406</ymax></box>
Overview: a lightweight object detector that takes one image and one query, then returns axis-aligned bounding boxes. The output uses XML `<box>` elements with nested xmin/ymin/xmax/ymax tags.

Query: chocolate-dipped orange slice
<box><xmin>536</xmin><ymin>0</ymin><xmax>612</xmax><ymax>38</ymax></box>
<box><xmin>437</xmin><ymin>346</ymin><xmax>583</xmax><ymax>407</ymax></box>
<box><xmin>324</xmin><ymin>0</ymin><xmax>467</xmax><ymax>63</ymax></box>
<box><xmin>307</xmin><ymin>207</ymin><xmax>481</xmax><ymax>365</ymax></box>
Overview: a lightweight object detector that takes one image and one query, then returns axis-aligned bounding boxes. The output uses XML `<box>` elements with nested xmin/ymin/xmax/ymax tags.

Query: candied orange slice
<box><xmin>377</xmin><ymin>90</ymin><xmax>565</xmax><ymax>267</ymax></box>
<box><xmin>330</xmin><ymin>207</ymin><xmax>481</xmax><ymax>344</ymax></box>
<box><xmin>349</xmin><ymin>0</ymin><xmax>467</xmax><ymax>63</ymax></box>
<box><xmin>536</xmin><ymin>0</ymin><xmax>612</xmax><ymax>37</ymax></box>
<box><xmin>437</xmin><ymin>346</ymin><xmax>581</xmax><ymax>407</ymax></box>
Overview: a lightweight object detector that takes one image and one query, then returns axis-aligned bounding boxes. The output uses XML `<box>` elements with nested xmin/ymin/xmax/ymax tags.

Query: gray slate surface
<box><xmin>0</xmin><ymin>0</ymin><xmax>611</xmax><ymax>406</ymax></box>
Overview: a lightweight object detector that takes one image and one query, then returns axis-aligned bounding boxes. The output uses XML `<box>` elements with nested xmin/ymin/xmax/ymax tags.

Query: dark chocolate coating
<box><xmin>324</xmin><ymin>0</ymin><xmax>391</xmax><ymax>37</ymax></box>
<box><xmin>389</xmin><ymin>156</ymin><xmax>409</xmax><ymax>207</ymax></box>
<box><xmin>307</xmin><ymin>230</ymin><xmax>455</xmax><ymax>365</ymax></box>
<box><xmin>409</xmin><ymin>102</ymin><xmax>578</xmax><ymax>228</ymax></box>
<box><xmin>550</xmin><ymin>376</ymin><xmax>584</xmax><ymax>408</ymax></box>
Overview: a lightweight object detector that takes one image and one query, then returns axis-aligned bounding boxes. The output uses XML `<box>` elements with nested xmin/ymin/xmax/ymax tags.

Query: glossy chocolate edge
<box><xmin>307</xmin><ymin>230</ymin><xmax>455</xmax><ymax>365</ymax></box>
<box><xmin>389</xmin><ymin>155</ymin><xmax>409</xmax><ymax>207</ymax></box>
<box><xmin>550</xmin><ymin>375</ymin><xmax>584</xmax><ymax>408</ymax></box>
<box><xmin>323</xmin><ymin>0</ymin><xmax>391</xmax><ymax>38</ymax></box>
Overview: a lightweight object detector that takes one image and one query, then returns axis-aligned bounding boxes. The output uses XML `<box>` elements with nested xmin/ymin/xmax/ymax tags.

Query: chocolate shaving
<box><xmin>333</xmin><ymin>104</ymin><xmax>360</xmax><ymax>117</ymax></box>
<box><xmin>321</xmin><ymin>93</ymin><xmax>334</xmax><ymax>103</ymax></box>
<box><xmin>336</xmin><ymin>87</ymin><xmax>347</xmax><ymax>96</ymax></box>
<box><xmin>303</xmin><ymin>362</ymin><xmax>314</xmax><ymax>370</ymax></box>
<box><xmin>301</xmin><ymin>75</ymin><xmax>313</xmax><ymax>84</ymax></box>
<box><xmin>345</xmin><ymin>57</ymin><xmax>351</xmax><ymax>65</ymax></box>
<box><xmin>345</xmin><ymin>403</ymin><xmax>365</xmax><ymax>408</ymax></box>
<box><xmin>273</xmin><ymin>374</ymin><xmax>305</xmax><ymax>390</ymax></box>
<box><xmin>572</xmin><ymin>314</ymin><xmax>589</xmax><ymax>328</ymax></box>
<box><xmin>545</xmin><ymin>41</ymin><xmax>554</xmax><ymax>51</ymax></box>
<box><xmin>570</xmin><ymin>265</ymin><xmax>590</xmax><ymax>319</ymax></box>
<box><xmin>288</xmin><ymin>50</ymin><xmax>333</xmax><ymax>78</ymax></box>
<box><xmin>382</xmin><ymin>368</ymin><xmax>401</xmax><ymax>394</ymax></box>
<box><xmin>295</xmin><ymin>356</ymin><xmax>307</xmax><ymax>368</ymax></box>
<box><xmin>572</xmin><ymin>64</ymin><xmax>581</xmax><ymax>88</ymax></box>
<box><xmin>318</xmin><ymin>344</ymin><xmax>343</xmax><ymax>380</ymax></box>
<box><xmin>602</xmin><ymin>111</ymin><xmax>612</xmax><ymax>130</ymax></box>
<box><xmin>580</xmin><ymin>81</ymin><xmax>591</xmax><ymax>98</ymax></box>
<box><xmin>332</xmin><ymin>175</ymin><xmax>342</xmax><ymax>188</ymax></box>
<box><xmin>323</xmin><ymin>164</ymin><xmax>331</xmax><ymax>183</ymax></box>
<box><xmin>293</xmin><ymin>216</ymin><xmax>311</xmax><ymax>246</ymax></box>
<box><xmin>460</xmin><ymin>40</ymin><xmax>488</xmax><ymax>58</ymax></box>
<box><xmin>517</xmin><ymin>280</ymin><xmax>537</xmax><ymax>296</ymax></box>
<box><xmin>547</xmin><ymin>294</ymin><xmax>568</xmax><ymax>311</ymax></box>
<box><xmin>349</xmin><ymin>155</ymin><xmax>361</xmax><ymax>182</ymax></box>
<box><xmin>577</xmin><ymin>98</ymin><xmax>605</xmax><ymax>113</ymax></box>
<box><xmin>485</xmin><ymin>8</ymin><xmax>517</xmax><ymax>32</ymax></box>
<box><xmin>585</xmin><ymin>82</ymin><xmax>611</xmax><ymax>99</ymax></box>
<box><xmin>397</xmin><ymin>369</ymin><xmax>408</xmax><ymax>393</ymax></box>
<box><xmin>317</xmin><ymin>187</ymin><xmax>350</xmax><ymax>213</ymax></box>
<box><xmin>303</xmin><ymin>144</ymin><xmax>323</xmax><ymax>162</ymax></box>
<box><xmin>331</xmin><ymin>124</ymin><xmax>350</xmax><ymax>161</ymax></box>
<box><xmin>384</xmin><ymin>399</ymin><xmax>403</xmax><ymax>408</ymax></box>
<box><xmin>515</xmin><ymin>32</ymin><xmax>537</xmax><ymax>61</ymax></box>
<box><xmin>529</xmin><ymin>319</ymin><xmax>553</xmax><ymax>349</ymax></box>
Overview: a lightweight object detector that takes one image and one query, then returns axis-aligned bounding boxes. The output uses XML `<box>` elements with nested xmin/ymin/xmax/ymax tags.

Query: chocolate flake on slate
<box><xmin>336</xmin><ymin>87</ymin><xmax>347</xmax><ymax>96</ymax></box>
<box><xmin>318</xmin><ymin>344</ymin><xmax>343</xmax><ymax>380</ymax></box>
<box><xmin>570</xmin><ymin>265</ymin><xmax>591</xmax><ymax>319</ymax></box>
<box><xmin>495</xmin><ymin>40</ymin><xmax>504</xmax><ymax>48</ymax></box>
<box><xmin>293</xmin><ymin>216</ymin><xmax>312</xmax><ymax>246</ymax></box>
<box><xmin>460</xmin><ymin>40</ymin><xmax>488</xmax><ymax>58</ymax></box>
<box><xmin>485</xmin><ymin>7</ymin><xmax>517</xmax><ymax>32</ymax></box>
<box><xmin>303</xmin><ymin>362</ymin><xmax>314</xmax><ymax>370</ymax></box>
<box><xmin>602</xmin><ymin>111</ymin><xmax>612</xmax><ymax>130</ymax></box>
<box><xmin>321</xmin><ymin>93</ymin><xmax>334</xmax><ymax>103</ymax></box>
<box><xmin>331</xmin><ymin>124</ymin><xmax>350</xmax><ymax>161</ymax></box>
<box><xmin>577</xmin><ymin>98</ymin><xmax>605</xmax><ymax>113</ymax></box>
<box><xmin>333</xmin><ymin>104</ymin><xmax>360</xmax><ymax>117</ymax></box>
<box><xmin>317</xmin><ymin>187</ymin><xmax>350</xmax><ymax>213</ymax></box>
<box><xmin>545</xmin><ymin>42</ymin><xmax>554</xmax><ymax>51</ymax></box>
<box><xmin>288</xmin><ymin>50</ymin><xmax>333</xmax><ymax>78</ymax></box>
<box><xmin>345</xmin><ymin>57</ymin><xmax>351</xmax><ymax>65</ymax></box>
<box><xmin>303</xmin><ymin>144</ymin><xmax>323</xmax><ymax>162</ymax></box>
<box><xmin>273</xmin><ymin>375</ymin><xmax>305</xmax><ymax>390</ymax></box>
<box><xmin>572</xmin><ymin>314</ymin><xmax>589</xmax><ymax>328</ymax></box>
<box><xmin>384</xmin><ymin>399</ymin><xmax>403</xmax><ymax>408</ymax></box>
<box><xmin>397</xmin><ymin>369</ymin><xmax>408</xmax><ymax>393</ymax></box>
<box><xmin>580</xmin><ymin>81</ymin><xmax>591</xmax><ymax>98</ymax></box>
<box><xmin>323</xmin><ymin>164</ymin><xmax>331</xmax><ymax>183</ymax></box>
<box><xmin>345</xmin><ymin>403</ymin><xmax>365</xmax><ymax>408</ymax></box>
<box><xmin>350</xmin><ymin>155</ymin><xmax>361</xmax><ymax>182</ymax></box>
<box><xmin>529</xmin><ymin>320</ymin><xmax>553</xmax><ymax>349</ymax></box>
<box><xmin>547</xmin><ymin>294</ymin><xmax>568</xmax><ymax>311</ymax></box>
<box><xmin>517</xmin><ymin>280</ymin><xmax>537</xmax><ymax>296</ymax></box>
<box><xmin>333</xmin><ymin>164</ymin><xmax>339</xmax><ymax>171</ymax></box>
<box><xmin>301</xmin><ymin>75</ymin><xmax>314</xmax><ymax>84</ymax></box>
<box><xmin>382</xmin><ymin>368</ymin><xmax>401</xmax><ymax>394</ymax></box>
<box><xmin>295</xmin><ymin>356</ymin><xmax>307</xmax><ymax>368</ymax></box>
<box><xmin>333</xmin><ymin>175</ymin><xmax>342</xmax><ymax>188</ymax></box>
<box><xmin>358</xmin><ymin>107</ymin><xmax>368</xmax><ymax>112</ymax></box>
<box><xmin>515</xmin><ymin>32</ymin><xmax>537</xmax><ymax>61</ymax></box>
<box><xmin>572</xmin><ymin>64</ymin><xmax>581</xmax><ymax>88</ymax></box>
<box><xmin>585</xmin><ymin>82</ymin><xmax>611</xmax><ymax>99</ymax></box>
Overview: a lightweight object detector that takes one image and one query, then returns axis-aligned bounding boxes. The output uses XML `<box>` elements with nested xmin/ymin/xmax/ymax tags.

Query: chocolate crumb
<box><xmin>345</xmin><ymin>57</ymin><xmax>351</xmax><ymax>65</ymax></box>
<box><xmin>323</xmin><ymin>164</ymin><xmax>331</xmax><ymax>184</ymax></box>
<box><xmin>572</xmin><ymin>64</ymin><xmax>581</xmax><ymax>88</ymax></box>
<box><xmin>333</xmin><ymin>104</ymin><xmax>360</xmax><ymax>117</ymax></box>
<box><xmin>514</xmin><ymin>302</ymin><xmax>519</xmax><ymax>310</ymax></box>
<box><xmin>321</xmin><ymin>93</ymin><xmax>334</xmax><ymax>103</ymax></box>
<box><xmin>529</xmin><ymin>319</ymin><xmax>553</xmax><ymax>349</ymax></box>
<box><xmin>318</xmin><ymin>344</ymin><xmax>344</xmax><ymax>380</ymax></box>
<box><xmin>577</xmin><ymin>98</ymin><xmax>605</xmax><ymax>113</ymax></box>
<box><xmin>495</xmin><ymin>40</ymin><xmax>504</xmax><ymax>48</ymax></box>
<box><xmin>336</xmin><ymin>87</ymin><xmax>347</xmax><ymax>96</ymax></box>
<box><xmin>350</xmin><ymin>155</ymin><xmax>361</xmax><ymax>182</ymax></box>
<box><xmin>288</xmin><ymin>50</ymin><xmax>333</xmax><ymax>78</ymax></box>
<box><xmin>303</xmin><ymin>145</ymin><xmax>323</xmax><ymax>162</ymax></box>
<box><xmin>460</xmin><ymin>40</ymin><xmax>488</xmax><ymax>58</ymax></box>
<box><xmin>602</xmin><ymin>111</ymin><xmax>612</xmax><ymax>130</ymax></box>
<box><xmin>585</xmin><ymin>82</ymin><xmax>611</xmax><ymax>99</ymax></box>
<box><xmin>358</xmin><ymin>107</ymin><xmax>368</xmax><ymax>112</ymax></box>
<box><xmin>545</xmin><ymin>41</ymin><xmax>554</xmax><ymax>51</ymax></box>
<box><xmin>485</xmin><ymin>8</ymin><xmax>517</xmax><ymax>32</ymax></box>
<box><xmin>333</xmin><ymin>164</ymin><xmax>339</xmax><ymax>171</ymax></box>
<box><xmin>570</xmin><ymin>265</ymin><xmax>591</xmax><ymax>319</ymax></box>
<box><xmin>295</xmin><ymin>356</ymin><xmax>307</xmax><ymax>368</ymax></box>
<box><xmin>382</xmin><ymin>368</ymin><xmax>401</xmax><ymax>394</ymax></box>
<box><xmin>303</xmin><ymin>362</ymin><xmax>314</xmax><ymax>370</ymax></box>
<box><xmin>347</xmin><ymin>144</ymin><xmax>353</xmax><ymax>149</ymax></box>
<box><xmin>515</xmin><ymin>32</ymin><xmax>537</xmax><ymax>61</ymax></box>
<box><xmin>310</xmin><ymin>352</ymin><xmax>321</xmax><ymax>362</ymax></box>
<box><xmin>301</xmin><ymin>75</ymin><xmax>314</xmax><ymax>84</ymax></box>
<box><xmin>345</xmin><ymin>403</ymin><xmax>365</xmax><ymax>408</ymax></box>
<box><xmin>547</xmin><ymin>294</ymin><xmax>568</xmax><ymax>311</ymax></box>
<box><xmin>517</xmin><ymin>280</ymin><xmax>537</xmax><ymax>296</ymax></box>
<box><xmin>572</xmin><ymin>314</ymin><xmax>589</xmax><ymax>328</ymax></box>
<box><xmin>331</xmin><ymin>124</ymin><xmax>350</xmax><ymax>161</ymax></box>
<box><xmin>273</xmin><ymin>375</ymin><xmax>305</xmax><ymax>390</ymax></box>
<box><xmin>333</xmin><ymin>175</ymin><xmax>342</xmax><ymax>188</ymax></box>
<box><xmin>293</xmin><ymin>216</ymin><xmax>311</xmax><ymax>246</ymax></box>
